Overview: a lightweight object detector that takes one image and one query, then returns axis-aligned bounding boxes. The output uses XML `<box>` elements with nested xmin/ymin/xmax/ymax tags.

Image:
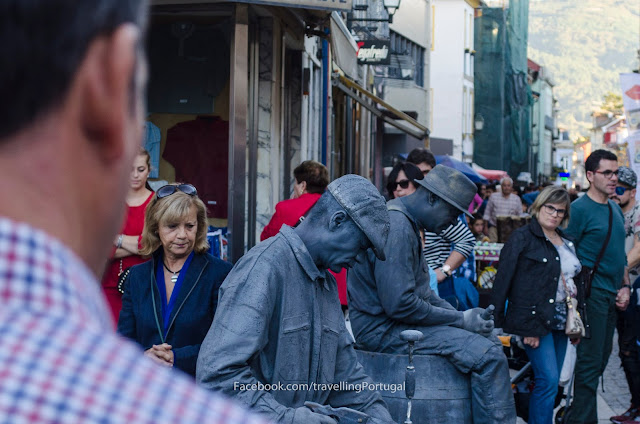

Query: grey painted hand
<box><xmin>293</xmin><ymin>407</ymin><xmax>337</xmax><ymax>424</ymax></box>
<box><xmin>462</xmin><ymin>307</ymin><xmax>495</xmax><ymax>337</ymax></box>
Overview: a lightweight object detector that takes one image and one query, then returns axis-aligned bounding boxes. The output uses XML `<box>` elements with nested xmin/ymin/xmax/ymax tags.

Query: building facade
<box><xmin>430</xmin><ymin>0</ymin><xmax>479</xmax><ymax>162</ymax></box>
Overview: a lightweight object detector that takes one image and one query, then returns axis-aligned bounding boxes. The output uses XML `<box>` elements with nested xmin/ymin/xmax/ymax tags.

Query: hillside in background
<box><xmin>528</xmin><ymin>0</ymin><xmax>638</xmax><ymax>138</ymax></box>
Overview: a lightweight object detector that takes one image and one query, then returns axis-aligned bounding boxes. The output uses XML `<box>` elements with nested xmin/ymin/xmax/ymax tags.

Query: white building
<box><xmin>430</xmin><ymin>0</ymin><xmax>479</xmax><ymax>161</ymax></box>
<box><xmin>377</xmin><ymin>0</ymin><xmax>431</xmax><ymax>163</ymax></box>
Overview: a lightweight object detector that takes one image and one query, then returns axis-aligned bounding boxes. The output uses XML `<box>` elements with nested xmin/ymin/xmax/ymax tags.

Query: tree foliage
<box><xmin>528</xmin><ymin>0</ymin><xmax>637</xmax><ymax>138</ymax></box>
<box><xmin>600</xmin><ymin>92</ymin><xmax>624</xmax><ymax>115</ymax></box>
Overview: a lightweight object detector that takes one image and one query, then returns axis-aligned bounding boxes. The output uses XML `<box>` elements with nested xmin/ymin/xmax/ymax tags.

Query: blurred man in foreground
<box><xmin>0</xmin><ymin>1</ymin><xmax>266</xmax><ymax>423</ymax></box>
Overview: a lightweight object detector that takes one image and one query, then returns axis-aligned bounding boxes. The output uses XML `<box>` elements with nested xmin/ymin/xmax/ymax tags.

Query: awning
<box><xmin>330</xmin><ymin>12</ymin><xmax>359</xmax><ymax>79</ymax></box>
<box><xmin>472</xmin><ymin>163</ymin><xmax>508</xmax><ymax>181</ymax></box>
<box><xmin>152</xmin><ymin>0</ymin><xmax>352</xmax><ymax>12</ymax></box>
<box><xmin>332</xmin><ymin>74</ymin><xmax>429</xmax><ymax>140</ymax></box>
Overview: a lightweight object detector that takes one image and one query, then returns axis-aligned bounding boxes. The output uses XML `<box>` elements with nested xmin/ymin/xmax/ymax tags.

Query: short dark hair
<box><xmin>386</xmin><ymin>161</ymin><xmax>423</xmax><ymax>198</ymax></box>
<box><xmin>0</xmin><ymin>0</ymin><xmax>148</xmax><ymax>141</ymax></box>
<box><xmin>406</xmin><ymin>148</ymin><xmax>436</xmax><ymax>168</ymax></box>
<box><xmin>470</xmin><ymin>214</ymin><xmax>484</xmax><ymax>225</ymax></box>
<box><xmin>585</xmin><ymin>149</ymin><xmax>617</xmax><ymax>173</ymax></box>
<box><xmin>293</xmin><ymin>160</ymin><xmax>329</xmax><ymax>194</ymax></box>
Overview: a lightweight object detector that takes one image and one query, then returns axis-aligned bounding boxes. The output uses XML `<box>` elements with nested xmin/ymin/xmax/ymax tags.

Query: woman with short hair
<box><xmin>386</xmin><ymin>161</ymin><xmax>423</xmax><ymax>199</ymax></box>
<box><xmin>118</xmin><ymin>183</ymin><xmax>232</xmax><ymax>377</ymax></box>
<box><xmin>491</xmin><ymin>186</ymin><xmax>583</xmax><ymax>424</ymax></box>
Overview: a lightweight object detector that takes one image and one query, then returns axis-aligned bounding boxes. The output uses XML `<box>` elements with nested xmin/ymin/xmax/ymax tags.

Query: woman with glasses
<box><xmin>101</xmin><ymin>148</ymin><xmax>154</xmax><ymax>323</ymax></box>
<box><xmin>490</xmin><ymin>186</ymin><xmax>584</xmax><ymax>424</ymax></box>
<box><xmin>117</xmin><ymin>183</ymin><xmax>232</xmax><ymax>377</ymax></box>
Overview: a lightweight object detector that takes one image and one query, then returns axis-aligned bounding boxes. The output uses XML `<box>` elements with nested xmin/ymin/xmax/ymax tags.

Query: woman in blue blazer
<box><xmin>118</xmin><ymin>184</ymin><xmax>232</xmax><ymax>377</ymax></box>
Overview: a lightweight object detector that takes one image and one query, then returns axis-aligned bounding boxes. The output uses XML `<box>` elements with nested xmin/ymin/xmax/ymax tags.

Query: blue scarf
<box><xmin>155</xmin><ymin>251</ymin><xmax>195</xmax><ymax>339</ymax></box>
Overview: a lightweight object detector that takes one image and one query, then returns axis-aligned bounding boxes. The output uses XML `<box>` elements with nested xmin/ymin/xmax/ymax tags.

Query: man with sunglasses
<box><xmin>609</xmin><ymin>167</ymin><xmax>640</xmax><ymax>423</ymax></box>
<box><xmin>565</xmin><ymin>150</ymin><xmax>630</xmax><ymax>424</ymax></box>
<box><xmin>348</xmin><ymin>165</ymin><xmax>516</xmax><ymax>424</ymax></box>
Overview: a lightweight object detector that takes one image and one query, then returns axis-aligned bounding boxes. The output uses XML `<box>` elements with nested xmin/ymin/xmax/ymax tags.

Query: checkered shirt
<box><xmin>0</xmin><ymin>217</ymin><xmax>270</xmax><ymax>424</ymax></box>
<box><xmin>483</xmin><ymin>192</ymin><xmax>523</xmax><ymax>226</ymax></box>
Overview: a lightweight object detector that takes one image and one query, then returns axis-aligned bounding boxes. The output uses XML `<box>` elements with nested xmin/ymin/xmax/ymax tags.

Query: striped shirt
<box><xmin>423</xmin><ymin>217</ymin><xmax>476</xmax><ymax>269</ymax></box>
<box><xmin>0</xmin><ymin>217</ymin><xmax>269</xmax><ymax>424</ymax></box>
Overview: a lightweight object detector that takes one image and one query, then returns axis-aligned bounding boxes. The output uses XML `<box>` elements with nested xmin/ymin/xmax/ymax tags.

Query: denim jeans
<box><xmin>524</xmin><ymin>330</ymin><xmax>568</xmax><ymax>424</ymax></box>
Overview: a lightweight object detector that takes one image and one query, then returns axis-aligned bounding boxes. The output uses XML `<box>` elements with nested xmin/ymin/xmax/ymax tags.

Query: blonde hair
<box><xmin>140</xmin><ymin>189</ymin><xmax>209</xmax><ymax>256</ymax></box>
<box><xmin>530</xmin><ymin>186</ymin><xmax>571</xmax><ymax>227</ymax></box>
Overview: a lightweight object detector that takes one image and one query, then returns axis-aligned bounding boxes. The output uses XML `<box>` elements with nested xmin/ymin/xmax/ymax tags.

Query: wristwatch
<box><xmin>622</xmin><ymin>284</ymin><xmax>632</xmax><ymax>290</ymax></box>
<box><xmin>441</xmin><ymin>264</ymin><xmax>452</xmax><ymax>277</ymax></box>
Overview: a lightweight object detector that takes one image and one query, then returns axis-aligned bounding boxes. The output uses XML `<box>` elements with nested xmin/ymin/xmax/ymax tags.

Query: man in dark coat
<box><xmin>348</xmin><ymin>165</ymin><xmax>516</xmax><ymax>424</ymax></box>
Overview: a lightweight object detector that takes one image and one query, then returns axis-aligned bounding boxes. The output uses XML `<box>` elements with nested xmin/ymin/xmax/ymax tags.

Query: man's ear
<box><xmin>328</xmin><ymin>210</ymin><xmax>348</xmax><ymax>231</ymax></box>
<box><xmin>300</xmin><ymin>180</ymin><xmax>307</xmax><ymax>193</ymax></box>
<box><xmin>585</xmin><ymin>171</ymin><xmax>594</xmax><ymax>184</ymax></box>
<box><xmin>74</xmin><ymin>24</ymin><xmax>141</xmax><ymax>163</ymax></box>
<box><xmin>632</xmin><ymin>188</ymin><xmax>637</xmax><ymax>198</ymax></box>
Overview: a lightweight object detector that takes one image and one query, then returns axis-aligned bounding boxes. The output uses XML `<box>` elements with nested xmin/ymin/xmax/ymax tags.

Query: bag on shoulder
<box><xmin>574</xmin><ymin>265</ymin><xmax>593</xmax><ymax>299</ymax></box>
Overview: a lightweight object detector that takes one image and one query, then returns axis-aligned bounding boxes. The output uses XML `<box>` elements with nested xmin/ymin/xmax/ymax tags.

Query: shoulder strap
<box><xmin>592</xmin><ymin>202</ymin><xmax>612</xmax><ymax>276</ymax></box>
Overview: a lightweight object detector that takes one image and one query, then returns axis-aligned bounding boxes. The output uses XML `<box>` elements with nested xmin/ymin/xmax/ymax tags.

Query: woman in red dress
<box><xmin>101</xmin><ymin>148</ymin><xmax>154</xmax><ymax>323</ymax></box>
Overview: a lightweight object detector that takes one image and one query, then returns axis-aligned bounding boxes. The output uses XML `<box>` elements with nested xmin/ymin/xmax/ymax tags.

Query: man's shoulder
<box><xmin>276</xmin><ymin>193</ymin><xmax>320</xmax><ymax>214</ymax></box>
<box><xmin>631</xmin><ymin>202</ymin><xmax>640</xmax><ymax>228</ymax></box>
<box><xmin>0</xmin><ymin>309</ymin><xmax>265</xmax><ymax>424</ymax></box>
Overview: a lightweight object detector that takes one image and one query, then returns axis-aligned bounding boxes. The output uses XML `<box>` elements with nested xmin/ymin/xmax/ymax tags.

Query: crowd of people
<box><xmin>1</xmin><ymin>2</ymin><xmax>638</xmax><ymax>424</ymax></box>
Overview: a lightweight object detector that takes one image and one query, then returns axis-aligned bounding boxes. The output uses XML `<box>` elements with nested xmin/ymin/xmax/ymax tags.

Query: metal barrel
<box><xmin>355</xmin><ymin>350</ymin><xmax>472</xmax><ymax>423</ymax></box>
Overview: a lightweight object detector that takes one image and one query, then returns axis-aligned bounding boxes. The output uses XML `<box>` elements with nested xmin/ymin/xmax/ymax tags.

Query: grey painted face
<box><xmin>400</xmin><ymin>188</ymin><xmax>461</xmax><ymax>234</ymax></box>
<box><xmin>414</xmin><ymin>164</ymin><xmax>477</xmax><ymax>218</ymax></box>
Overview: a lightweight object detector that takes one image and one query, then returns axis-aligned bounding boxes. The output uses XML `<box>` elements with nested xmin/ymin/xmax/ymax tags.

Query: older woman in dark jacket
<box><xmin>490</xmin><ymin>186</ymin><xmax>582</xmax><ymax>424</ymax></box>
<box><xmin>118</xmin><ymin>184</ymin><xmax>232</xmax><ymax>377</ymax></box>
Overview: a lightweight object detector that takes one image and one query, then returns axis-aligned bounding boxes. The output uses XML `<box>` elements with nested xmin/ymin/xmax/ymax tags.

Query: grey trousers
<box><xmin>351</xmin><ymin>312</ymin><xmax>516</xmax><ymax>424</ymax></box>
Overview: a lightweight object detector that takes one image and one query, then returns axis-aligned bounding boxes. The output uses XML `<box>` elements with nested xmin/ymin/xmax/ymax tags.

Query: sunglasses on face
<box><xmin>394</xmin><ymin>179</ymin><xmax>411</xmax><ymax>190</ymax></box>
<box><xmin>595</xmin><ymin>169</ymin><xmax>619</xmax><ymax>179</ymax></box>
<box><xmin>543</xmin><ymin>204</ymin><xmax>566</xmax><ymax>217</ymax></box>
<box><xmin>156</xmin><ymin>183</ymin><xmax>198</xmax><ymax>199</ymax></box>
<box><xmin>615</xmin><ymin>186</ymin><xmax>631</xmax><ymax>196</ymax></box>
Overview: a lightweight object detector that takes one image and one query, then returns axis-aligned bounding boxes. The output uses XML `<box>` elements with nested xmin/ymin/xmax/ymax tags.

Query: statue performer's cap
<box><xmin>327</xmin><ymin>174</ymin><xmax>390</xmax><ymax>261</ymax></box>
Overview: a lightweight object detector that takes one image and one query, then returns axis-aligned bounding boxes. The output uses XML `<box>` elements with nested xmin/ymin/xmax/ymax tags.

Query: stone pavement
<box><xmin>516</xmin><ymin>330</ymin><xmax>631</xmax><ymax>423</ymax></box>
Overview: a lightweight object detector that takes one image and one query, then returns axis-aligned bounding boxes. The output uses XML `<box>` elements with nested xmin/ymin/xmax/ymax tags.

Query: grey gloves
<box><xmin>293</xmin><ymin>407</ymin><xmax>337</xmax><ymax>424</ymax></box>
<box><xmin>462</xmin><ymin>305</ymin><xmax>495</xmax><ymax>337</ymax></box>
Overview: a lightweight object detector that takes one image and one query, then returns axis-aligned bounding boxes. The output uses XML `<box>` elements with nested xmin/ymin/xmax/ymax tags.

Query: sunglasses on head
<box><xmin>616</xmin><ymin>186</ymin><xmax>632</xmax><ymax>196</ymax></box>
<box><xmin>394</xmin><ymin>179</ymin><xmax>411</xmax><ymax>190</ymax></box>
<box><xmin>156</xmin><ymin>184</ymin><xmax>198</xmax><ymax>199</ymax></box>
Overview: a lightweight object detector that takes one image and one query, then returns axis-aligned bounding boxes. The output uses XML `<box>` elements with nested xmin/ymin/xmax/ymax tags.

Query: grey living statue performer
<box><xmin>348</xmin><ymin>165</ymin><xmax>517</xmax><ymax>424</ymax></box>
<box><xmin>196</xmin><ymin>175</ymin><xmax>395</xmax><ymax>424</ymax></box>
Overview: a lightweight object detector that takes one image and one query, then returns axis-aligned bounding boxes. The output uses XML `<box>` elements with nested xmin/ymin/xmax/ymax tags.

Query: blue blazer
<box><xmin>117</xmin><ymin>249</ymin><xmax>232</xmax><ymax>377</ymax></box>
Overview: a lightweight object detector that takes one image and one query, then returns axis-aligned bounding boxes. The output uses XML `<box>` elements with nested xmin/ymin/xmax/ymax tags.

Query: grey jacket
<box><xmin>196</xmin><ymin>226</ymin><xmax>391</xmax><ymax>423</ymax></box>
<box><xmin>348</xmin><ymin>201</ymin><xmax>464</xmax><ymax>350</ymax></box>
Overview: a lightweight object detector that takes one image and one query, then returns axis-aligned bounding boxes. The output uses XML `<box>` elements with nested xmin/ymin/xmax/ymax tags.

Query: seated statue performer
<box><xmin>348</xmin><ymin>165</ymin><xmax>517</xmax><ymax>424</ymax></box>
<box><xmin>197</xmin><ymin>175</ymin><xmax>395</xmax><ymax>424</ymax></box>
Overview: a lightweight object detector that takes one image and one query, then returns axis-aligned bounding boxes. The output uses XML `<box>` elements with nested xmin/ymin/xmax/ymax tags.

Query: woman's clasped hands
<box><xmin>144</xmin><ymin>343</ymin><xmax>174</xmax><ymax>367</ymax></box>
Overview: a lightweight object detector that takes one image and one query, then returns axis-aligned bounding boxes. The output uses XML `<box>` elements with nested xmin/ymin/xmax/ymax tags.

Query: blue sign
<box><xmin>559</xmin><ymin>172</ymin><xmax>571</xmax><ymax>178</ymax></box>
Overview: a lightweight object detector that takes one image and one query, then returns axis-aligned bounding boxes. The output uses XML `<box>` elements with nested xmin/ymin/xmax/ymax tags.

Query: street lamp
<box><xmin>349</xmin><ymin>0</ymin><xmax>403</xmax><ymax>23</ymax></box>
<box><xmin>384</xmin><ymin>0</ymin><xmax>402</xmax><ymax>21</ymax></box>
<box><xmin>474</xmin><ymin>114</ymin><xmax>485</xmax><ymax>131</ymax></box>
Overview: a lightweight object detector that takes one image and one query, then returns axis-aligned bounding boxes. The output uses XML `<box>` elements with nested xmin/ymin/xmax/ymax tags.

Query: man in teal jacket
<box><xmin>565</xmin><ymin>149</ymin><xmax>630</xmax><ymax>424</ymax></box>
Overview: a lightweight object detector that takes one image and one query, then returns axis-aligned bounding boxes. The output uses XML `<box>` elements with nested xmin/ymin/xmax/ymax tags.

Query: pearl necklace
<box><xmin>163</xmin><ymin>261</ymin><xmax>183</xmax><ymax>283</ymax></box>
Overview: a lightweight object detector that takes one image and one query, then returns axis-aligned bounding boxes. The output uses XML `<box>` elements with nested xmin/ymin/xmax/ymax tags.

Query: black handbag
<box><xmin>116</xmin><ymin>259</ymin><xmax>131</xmax><ymax>294</ymax></box>
<box><xmin>574</xmin><ymin>202</ymin><xmax>612</xmax><ymax>339</ymax></box>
